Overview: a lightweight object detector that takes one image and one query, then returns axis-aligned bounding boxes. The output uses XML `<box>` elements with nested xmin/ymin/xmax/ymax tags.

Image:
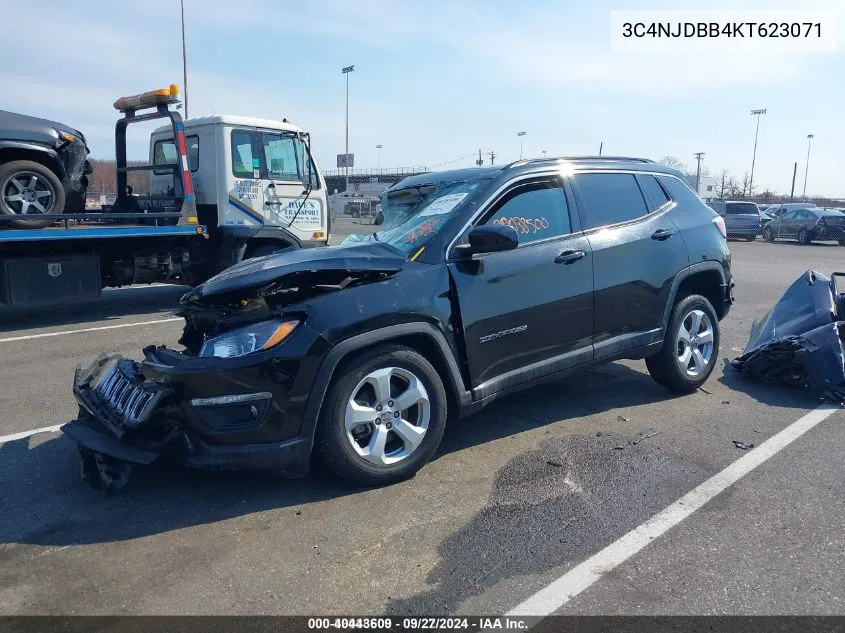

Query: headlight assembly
<box><xmin>199</xmin><ymin>320</ymin><xmax>299</xmax><ymax>359</ymax></box>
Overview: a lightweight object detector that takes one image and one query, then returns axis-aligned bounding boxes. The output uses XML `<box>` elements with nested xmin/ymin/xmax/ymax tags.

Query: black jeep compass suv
<box><xmin>64</xmin><ymin>156</ymin><xmax>733</xmax><ymax>490</ymax></box>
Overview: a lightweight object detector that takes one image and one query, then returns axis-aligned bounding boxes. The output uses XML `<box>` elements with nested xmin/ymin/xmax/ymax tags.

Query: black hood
<box><xmin>0</xmin><ymin>110</ymin><xmax>84</xmax><ymax>146</ymax></box>
<box><xmin>182</xmin><ymin>241</ymin><xmax>407</xmax><ymax>305</ymax></box>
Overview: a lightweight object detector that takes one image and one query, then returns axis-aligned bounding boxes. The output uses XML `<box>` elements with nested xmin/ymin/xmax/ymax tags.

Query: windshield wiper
<box><xmin>370</xmin><ymin>232</ymin><xmax>380</xmax><ymax>242</ymax></box>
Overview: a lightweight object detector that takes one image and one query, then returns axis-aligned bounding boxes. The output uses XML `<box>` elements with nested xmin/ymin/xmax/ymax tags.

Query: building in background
<box><xmin>685</xmin><ymin>175</ymin><xmax>717</xmax><ymax>200</ymax></box>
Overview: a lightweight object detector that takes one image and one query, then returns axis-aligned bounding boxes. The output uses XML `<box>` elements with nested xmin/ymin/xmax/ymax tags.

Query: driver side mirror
<box><xmin>298</xmin><ymin>133</ymin><xmax>312</xmax><ymax>190</ymax></box>
<box><xmin>464</xmin><ymin>224</ymin><xmax>519</xmax><ymax>255</ymax></box>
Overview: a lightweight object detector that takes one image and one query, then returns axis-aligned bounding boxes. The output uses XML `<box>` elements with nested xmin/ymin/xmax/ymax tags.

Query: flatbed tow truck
<box><xmin>0</xmin><ymin>85</ymin><xmax>326</xmax><ymax>307</ymax></box>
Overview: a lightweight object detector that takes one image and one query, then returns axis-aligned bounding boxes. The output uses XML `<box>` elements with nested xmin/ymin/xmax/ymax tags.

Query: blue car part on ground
<box><xmin>731</xmin><ymin>271</ymin><xmax>845</xmax><ymax>402</ymax></box>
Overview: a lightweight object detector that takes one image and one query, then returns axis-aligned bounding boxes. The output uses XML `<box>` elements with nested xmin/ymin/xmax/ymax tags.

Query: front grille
<box><xmin>94</xmin><ymin>361</ymin><xmax>161</xmax><ymax>426</ymax></box>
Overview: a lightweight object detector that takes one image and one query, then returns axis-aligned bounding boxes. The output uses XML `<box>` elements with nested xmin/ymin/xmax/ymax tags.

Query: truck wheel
<box><xmin>315</xmin><ymin>344</ymin><xmax>447</xmax><ymax>486</ymax></box>
<box><xmin>0</xmin><ymin>160</ymin><xmax>65</xmax><ymax>228</ymax></box>
<box><xmin>646</xmin><ymin>294</ymin><xmax>720</xmax><ymax>393</ymax></box>
<box><xmin>78</xmin><ymin>446</ymin><xmax>133</xmax><ymax>492</ymax></box>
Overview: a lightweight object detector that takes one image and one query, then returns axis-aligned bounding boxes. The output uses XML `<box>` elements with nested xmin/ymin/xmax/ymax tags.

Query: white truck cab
<box><xmin>149</xmin><ymin>115</ymin><xmax>328</xmax><ymax>255</ymax></box>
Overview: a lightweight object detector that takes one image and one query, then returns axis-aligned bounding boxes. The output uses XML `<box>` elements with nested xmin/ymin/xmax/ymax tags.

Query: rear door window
<box><xmin>573</xmin><ymin>173</ymin><xmax>648</xmax><ymax>229</ymax></box>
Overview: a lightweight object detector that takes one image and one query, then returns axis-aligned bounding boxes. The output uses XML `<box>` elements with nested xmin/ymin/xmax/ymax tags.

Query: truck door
<box><xmin>259</xmin><ymin>131</ymin><xmax>325</xmax><ymax>242</ymax></box>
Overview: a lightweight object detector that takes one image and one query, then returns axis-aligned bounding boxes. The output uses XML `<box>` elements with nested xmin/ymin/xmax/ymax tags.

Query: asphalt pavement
<box><xmin>0</xmin><ymin>239</ymin><xmax>842</xmax><ymax>615</ymax></box>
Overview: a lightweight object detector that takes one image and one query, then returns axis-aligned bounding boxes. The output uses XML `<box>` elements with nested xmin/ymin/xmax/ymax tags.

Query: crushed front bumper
<box><xmin>63</xmin><ymin>334</ymin><xmax>325</xmax><ymax>477</ymax></box>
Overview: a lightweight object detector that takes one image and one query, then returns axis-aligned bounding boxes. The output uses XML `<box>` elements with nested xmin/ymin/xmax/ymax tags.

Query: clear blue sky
<box><xmin>1</xmin><ymin>0</ymin><xmax>842</xmax><ymax>196</ymax></box>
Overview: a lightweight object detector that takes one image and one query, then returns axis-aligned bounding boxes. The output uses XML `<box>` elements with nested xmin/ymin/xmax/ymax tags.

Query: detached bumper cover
<box><xmin>731</xmin><ymin>270</ymin><xmax>845</xmax><ymax>401</ymax></box>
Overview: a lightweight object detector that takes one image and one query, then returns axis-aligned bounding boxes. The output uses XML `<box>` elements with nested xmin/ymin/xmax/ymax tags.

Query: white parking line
<box><xmin>0</xmin><ymin>317</ymin><xmax>183</xmax><ymax>344</ymax></box>
<box><xmin>507</xmin><ymin>404</ymin><xmax>839</xmax><ymax>616</ymax></box>
<box><xmin>0</xmin><ymin>424</ymin><xmax>65</xmax><ymax>444</ymax></box>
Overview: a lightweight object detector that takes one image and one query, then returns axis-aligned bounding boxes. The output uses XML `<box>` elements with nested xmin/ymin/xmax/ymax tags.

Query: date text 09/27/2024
<box><xmin>307</xmin><ymin>617</ymin><xmax>529</xmax><ymax>630</ymax></box>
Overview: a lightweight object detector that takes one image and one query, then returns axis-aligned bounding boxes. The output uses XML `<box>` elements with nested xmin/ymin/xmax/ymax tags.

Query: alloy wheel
<box><xmin>676</xmin><ymin>309</ymin><xmax>714</xmax><ymax>377</ymax></box>
<box><xmin>1</xmin><ymin>171</ymin><xmax>57</xmax><ymax>215</ymax></box>
<box><xmin>344</xmin><ymin>366</ymin><xmax>430</xmax><ymax>466</ymax></box>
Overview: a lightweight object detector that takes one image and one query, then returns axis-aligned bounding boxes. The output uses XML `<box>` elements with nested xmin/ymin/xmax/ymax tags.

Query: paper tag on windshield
<box><xmin>418</xmin><ymin>193</ymin><xmax>468</xmax><ymax>217</ymax></box>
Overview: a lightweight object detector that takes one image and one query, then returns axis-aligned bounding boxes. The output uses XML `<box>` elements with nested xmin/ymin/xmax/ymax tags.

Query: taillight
<box><xmin>713</xmin><ymin>216</ymin><xmax>727</xmax><ymax>239</ymax></box>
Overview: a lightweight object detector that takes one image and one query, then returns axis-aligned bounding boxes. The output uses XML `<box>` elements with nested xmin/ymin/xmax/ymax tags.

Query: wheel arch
<box><xmin>0</xmin><ymin>143</ymin><xmax>66</xmax><ymax>180</ymax></box>
<box><xmin>301</xmin><ymin>323</ymin><xmax>471</xmax><ymax>447</ymax></box>
<box><xmin>662</xmin><ymin>263</ymin><xmax>729</xmax><ymax>328</ymax></box>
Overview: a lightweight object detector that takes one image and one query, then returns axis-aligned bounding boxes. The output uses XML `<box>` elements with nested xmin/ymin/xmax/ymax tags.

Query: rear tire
<box><xmin>316</xmin><ymin>344</ymin><xmax>447</xmax><ymax>486</ymax></box>
<box><xmin>0</xmin><ymin>160</ymin><xmax>65</xmax><ymax>229</ymax></box>
<box><xmin>838</xmin><ymin>238</ymin><xmax>845</xmax><ymax>247</ymax></box>
<box><xmin>798</xmin><ymin>228</ymin><xmax>813</xmax><ymax>245</ymax></box>
<box><xmin>745</xmin><ymin>234</ymin><xmax>756</xmax><ymax>242</ymax></box>
<box><xmin>646</xmin><ymin>294</ymin><xmax>720</xmax><ymax>393</ymax></box>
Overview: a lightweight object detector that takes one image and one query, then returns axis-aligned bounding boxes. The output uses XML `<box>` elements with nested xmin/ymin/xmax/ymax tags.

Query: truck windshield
<box><xmin>375</xmin><ymin>180</ymin><xmax>481</xmax><ymax>254</ymax></box>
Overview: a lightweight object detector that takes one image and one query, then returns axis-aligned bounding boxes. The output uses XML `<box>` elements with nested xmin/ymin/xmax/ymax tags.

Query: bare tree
<box><xmin>716</xmin><ymin>169</ymin><xmax>731</xmax><ymax>199</ymax></box>
<box><xmin>727</xmin><ymin>176</ymin><xmax>743</xmax><ymax>198</ymax></box>
<box><xmin>658</xmin><ymin>155</ymin><xmax>688</xmax><ymax>174</ymax></box>
<box><xmin>740</xmin><ymin>171</ymin><xmax>757</xmax><ymax>199</ymax></box>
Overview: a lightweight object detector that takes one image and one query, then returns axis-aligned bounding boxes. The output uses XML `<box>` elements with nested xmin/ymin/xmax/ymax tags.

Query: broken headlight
<box><xmin>199</xmin><ymin>320</ymin><xmax>299</xmax><ymax>359</ymax></box>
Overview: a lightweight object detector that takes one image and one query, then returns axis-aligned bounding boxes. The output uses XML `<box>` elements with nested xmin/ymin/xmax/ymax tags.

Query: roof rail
<box><xmin>504</xmin><ymin>155</ymin><xmax>656</xmax><ymax>169</ymax></box>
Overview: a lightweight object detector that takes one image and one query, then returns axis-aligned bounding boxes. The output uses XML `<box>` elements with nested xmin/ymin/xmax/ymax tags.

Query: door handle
<box><xmin>554</xmin><ymin>250</ymin><xmax>586</xmax><ymax>265</ymax></box>
<box><xmin>651</xmin><ymin>228</ymin><xmax>675</xmax><ymax>240</ymax></box>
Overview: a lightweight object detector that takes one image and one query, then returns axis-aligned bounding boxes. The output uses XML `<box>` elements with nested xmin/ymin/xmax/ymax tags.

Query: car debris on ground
<box><xmin>732</xmin><ymin>440</ymin><xmax>755</xmax><ymax>450</ymax></box>
<box><xmin>731</xmin><ymin>270</ymin><xmax>845</xmax><ymax>402</ymax></box>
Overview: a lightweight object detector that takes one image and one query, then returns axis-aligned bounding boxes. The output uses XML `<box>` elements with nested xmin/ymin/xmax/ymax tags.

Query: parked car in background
<box><xmin>706</xmin><ymin>200</ymin><xmax>765</xmax><ymax>241</ymax></box>
<box><xmin>763</xmin><ymin>207</ymin><xmax>845</xmax><ymax>245</ymax></box>
<box><xmin>0</xmin><ymin>110</ymin><xmax>92</xmax><ymax>228</ymax></box>
<box><xmin>765</xmin><ymin>202</ymin><xmax>817</xmax><ymax>219</ymax></box>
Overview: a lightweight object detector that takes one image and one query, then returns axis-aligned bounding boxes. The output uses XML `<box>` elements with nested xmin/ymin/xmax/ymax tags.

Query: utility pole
<box><xmin>476</xmin><ymin>149</ymin><xmax>484</xmax><ymax>166</ymax></box>
<box><xmin>749</xmin><ymin>108</ymin><xmax>766</xmax><ymax>198</ymax></box>
<box><xmin>342</xmin><ymin>65</ymin><xmax>355</xmax><ymax>191</ymax></box>
<box><xmin>488</xmin><ymin>150</ymin><xmax>496</xmax><ymax>165</ymax></box>
<box><xmin>599</xmin><ymin>141</ymin><xmax>603</xmax><ymax>156</ymax></box>
<box><xmin>790</xmin><ymin>161</ymin><xmax>798</xmax><ymax>200</ymax></box>
<box><xmin>517</xmin><ymin>131</ymin><xmax>526</xmax><ymax>160</ymax></box>
<box><xmin>541</xmin><ymin>150</ymin><xmax>547</xmax><ymax>158</ymax></box>
<box><xmin>802</xmin><ymin>134</ymin><xmax>814</xmax><ymax>199</ymax></box>
<box><xmin>693</xmin><ymin>152</ymin><xmax>705</xmax><ymax>195</ymax></box>
<box><xmin>180</xmin><ymin>0</ymin><xmax>188</xmax><ymax>118</ymax></box>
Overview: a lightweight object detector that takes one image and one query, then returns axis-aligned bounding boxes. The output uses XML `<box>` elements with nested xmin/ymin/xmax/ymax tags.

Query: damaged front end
<box><xmin>731</xmin><ymin>270</ymin><xmax>845</xmax><ymax>401</ymax></box>
<box><xmin>62</xmin><ymin>242</ymin><xmax>407</xmax><ymax>491</ymax></box>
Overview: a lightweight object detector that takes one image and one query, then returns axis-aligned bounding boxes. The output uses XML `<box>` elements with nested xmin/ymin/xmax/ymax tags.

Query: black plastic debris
<box><xmin>731</xmin><ymin>270</ymin><xmax>845</xmax><ymax>402</ymax></box>
<box><xmin>546</xmin><ymin>460</ymin><xmax>563</xmax><ymax>468</ymax></box>
<box><xmin>733</xmin><ymin>440</ymin><xmax>755</xmax><ymax>450</ymax></box>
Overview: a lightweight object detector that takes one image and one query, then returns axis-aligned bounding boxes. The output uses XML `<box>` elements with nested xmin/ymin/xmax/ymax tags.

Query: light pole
<box><xmin>541</xmin><ymin>150</ymin><xmax>547</xmax><ymax>158</ymax></box>
<box><xmin>180</xmin><ymin>0</ymin><xmax>188</xmax><ymax>118</ymax></box>
<box><xmin>693</xmin><ymin>152</ymin><xmax>705</xmax><ymax>195</ymax></box>
<box><xmin>376</xmin><ymin>144</ymin><xmax>382</xmax><ymax>170</ymax></box>
<box><xmin>802</xmin><ymin>134</ymin><xmax>814</xmax><ymax>199</ymax></box>
<box><xmin>749</xmin><ymin>108</ymin><xmax>766</xmax><ymax>198</ymax></box>
<box><xmin>342</xmin><ymin>65</ymin><xmax>355</xmax><ymax>191</ymax></box>
<box><xmin>517</xmin><ymin>131</ymin><xmax>526</xmax><ymax>160</ymax></box>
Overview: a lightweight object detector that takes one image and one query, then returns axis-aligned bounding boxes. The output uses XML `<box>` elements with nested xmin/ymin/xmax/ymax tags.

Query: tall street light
<box><xmin>376</xmin><ymin>144</ymin><xmax>383</xmax><ymax>170</ymax></box>
<box><xmin>180</xmin><ymin>0</ymin><xmax>188</xmax><ymax>118</ymax></box>
<box><xmin>802</xmin><ymin>134</ymin><xmax>814</xmax><ymax>199</ymax></box>
<box><xmin>748</xmin><ymin>108</ymin><xmax>766</xmax><ymax>198</ymax></box>
<box><xmin>517</xmin><ymin>131</ymin><xmax>526</xmax><ymax>160</ymax></box>
<box><xmin>342</xmin><ymin>65</ymin><xmax>355</xmax><ymax>191</ymax></box>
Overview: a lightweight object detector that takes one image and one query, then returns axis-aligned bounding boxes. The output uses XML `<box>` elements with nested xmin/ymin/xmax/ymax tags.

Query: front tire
<box><xmin>646</xmin><ymin>294</ymin><xmax>720</xmax><ymax>393</ymax></box>
<box><xmin>316</xmin><ymin>344</ymin><xmax>447</xmax><ymax>486</ymax></box>
<box><xmin>763</xmin><ymin>226</ymin><xmax>775</xmax><ymax>242</ymax></box>
<box><xmin>0</xmin><ymin>160</ymin><xmax>66</xmax><ymax>228</ymax></box>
